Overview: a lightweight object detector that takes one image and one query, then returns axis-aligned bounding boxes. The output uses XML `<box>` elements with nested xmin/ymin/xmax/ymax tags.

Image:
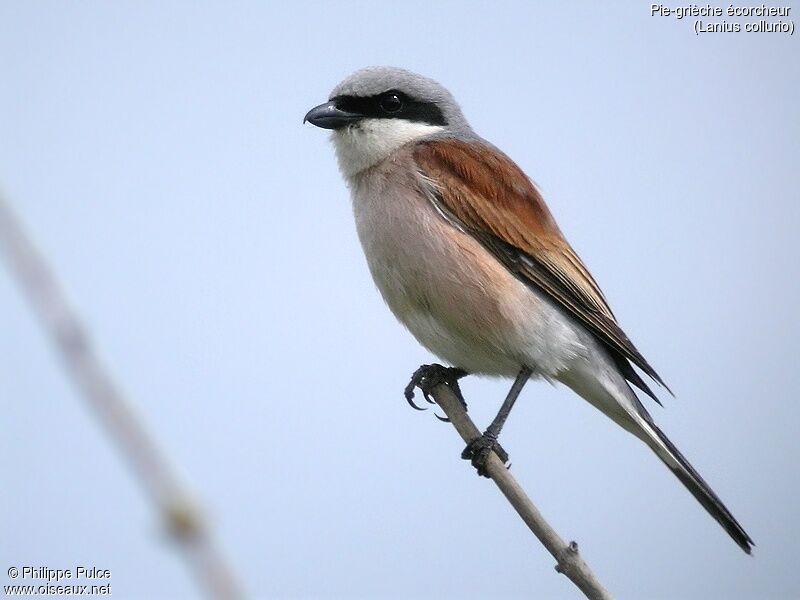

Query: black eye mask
<box><xmin>332</xmin><ymin>90</ymin><xmax>447</xmax><ymax>127</ymax></box>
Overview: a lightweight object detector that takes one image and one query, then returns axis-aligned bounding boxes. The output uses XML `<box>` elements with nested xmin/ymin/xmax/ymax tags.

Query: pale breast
<box><xmin>347</xmin><ymin>148</ymin><xmax>586</xmax><ymax>377</ymax></box>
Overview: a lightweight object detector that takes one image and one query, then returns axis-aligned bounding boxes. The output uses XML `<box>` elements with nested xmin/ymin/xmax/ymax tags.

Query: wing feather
<box><xmin>414</xmin><ymin>139</ymin><xmax>670</xmax><ymax>397</ymax></box>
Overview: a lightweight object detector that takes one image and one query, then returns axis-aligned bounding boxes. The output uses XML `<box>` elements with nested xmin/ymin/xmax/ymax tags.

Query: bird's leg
<box><xmin>462</xmin><ymin>366</ymin><xmax>532</xmax><ymax>477</ymax></box>
<box><xmin>405</xmin><ymin>364</ymin><xmax>469</xmax><ymax>415</ymax></box>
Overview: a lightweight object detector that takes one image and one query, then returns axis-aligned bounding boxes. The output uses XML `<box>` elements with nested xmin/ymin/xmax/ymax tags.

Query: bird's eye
<box><xmin>379</xmin><ymin>93</ymin><xmax>403</xmax><ymax>113</ymax></box>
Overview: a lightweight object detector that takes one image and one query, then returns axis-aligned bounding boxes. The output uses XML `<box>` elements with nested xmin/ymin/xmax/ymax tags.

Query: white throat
<box><xmin>332</xmin><ymin>118</ymin><xmax>443</xmax><ymax>178</ymax></box>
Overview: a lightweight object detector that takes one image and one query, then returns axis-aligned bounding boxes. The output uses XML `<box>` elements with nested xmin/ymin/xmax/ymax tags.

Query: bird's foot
<box><xmin>461</xmin><ymin>433</ymin><xmax>509</xmax><ymax>478</ymax></box>
<box><xmin>404</xmin><ymin>364</ymin><xmax>468</xmax><ymax>417</ymax></box>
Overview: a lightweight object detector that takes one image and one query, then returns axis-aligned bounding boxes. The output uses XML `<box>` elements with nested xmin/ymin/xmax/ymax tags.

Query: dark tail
<box><xmin>642</xmin><ymin>420</ymin><xmax>754</xmax><ymax>553</ymax></box>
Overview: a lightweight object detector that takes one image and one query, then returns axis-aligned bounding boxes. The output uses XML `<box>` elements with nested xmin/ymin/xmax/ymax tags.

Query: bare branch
<box><xmin>0</xmin><ymin>194</ymin><xmax>243</xmax><ymax>599</ymax></box>
<box><xmin>416</xmin><ymin>377</ymin><xmax>613</xmax><ymax>600</ymax></box>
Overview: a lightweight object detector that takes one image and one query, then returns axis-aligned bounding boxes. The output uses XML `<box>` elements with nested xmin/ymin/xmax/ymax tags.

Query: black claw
<box><xmin>404</xmin><ymin>364</ymin><xmax>469</xmax><ymax>420</ymax></box>
<box><xmin>462</xmin><ymin>434</ymin><xmax>510</xmax><ymax>478</ymax></box>
<box><xmin>404</xmin><ymin>372</ymin><xmax>429</xmax><ymax>411</ymax></box>
<box><xmin>449</xmin><ymin>379</ymin><xmax>468</xmax><ymax>410</ymax></box>
<box><xmin>434</xmin><ymin>413</ymin><xmax>450</xmax><ymax>422</ymax></box>
<box><xmin>404</xmin><ymin>378</ymin><xmax>420</xmax><ymax>402</ymax></box>
<box><xmin>405</xmin><ymin>394</ymin><xmax>428</xmax><ymax>411</ymax></box>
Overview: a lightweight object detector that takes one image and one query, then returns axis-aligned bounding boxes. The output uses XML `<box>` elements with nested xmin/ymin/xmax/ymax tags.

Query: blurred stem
<box><xmin>411</xmin><ymin>374</ymin><xmax>613</xmax><ymax>600</ymax></box>
<box><xmin>0</xmin><ymin>194</ymin><xmax>243</xmax><ymax>600</ymax></box>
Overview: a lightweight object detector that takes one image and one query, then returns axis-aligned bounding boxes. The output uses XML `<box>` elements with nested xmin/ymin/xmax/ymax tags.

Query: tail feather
<box><xmin>641</xmin><ymin>419</ymin><xmax>754</xmax><ymax>553</ymax></box>
<box><xmin>557</xmin><ymin>355</ymin><xmax>753</xmax><ymax>552</ymax></box>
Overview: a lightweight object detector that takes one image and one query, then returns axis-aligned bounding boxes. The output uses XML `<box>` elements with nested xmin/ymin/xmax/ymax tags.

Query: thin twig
<box><xmin>0</xmin><ymin>194</ymin><xmax>243</xmax><ymax>599</ymax></box>
<box><xmin>413</xmin><ymin>375</ymin><xmax>613</xmax><ymax>600</ymax></box>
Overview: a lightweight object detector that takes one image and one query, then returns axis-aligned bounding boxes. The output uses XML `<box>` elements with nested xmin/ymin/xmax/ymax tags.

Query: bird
<box><xmin>303</xmin><ymin>66</ymin><xmax>753</xmax><ymax>553</ymax></box>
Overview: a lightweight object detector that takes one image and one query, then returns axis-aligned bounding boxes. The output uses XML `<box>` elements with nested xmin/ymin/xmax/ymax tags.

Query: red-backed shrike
<box><xmin>304</xmin><ymin>67</ymin><xmax>752</xmax><ymax>553</ymax></box>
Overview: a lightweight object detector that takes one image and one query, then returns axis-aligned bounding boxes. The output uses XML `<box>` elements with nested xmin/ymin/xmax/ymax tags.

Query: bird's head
<box><xmin>304</xmin><ymin>67</ymin><xmax>471</xmax><ymax>177</ymax></box>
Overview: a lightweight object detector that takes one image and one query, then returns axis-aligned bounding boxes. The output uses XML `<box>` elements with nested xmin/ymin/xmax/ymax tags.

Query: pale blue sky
<box><xmin>1</xmin><ymin>3</ymin><xmax>798</xmax><ymax>599</ymax></box>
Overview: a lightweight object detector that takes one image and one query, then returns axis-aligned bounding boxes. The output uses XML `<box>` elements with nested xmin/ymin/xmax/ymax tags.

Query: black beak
<box><xmin>303</xmin><ymin>101</ymin><xmax>363</xmax><ymax>130</ymax></box>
